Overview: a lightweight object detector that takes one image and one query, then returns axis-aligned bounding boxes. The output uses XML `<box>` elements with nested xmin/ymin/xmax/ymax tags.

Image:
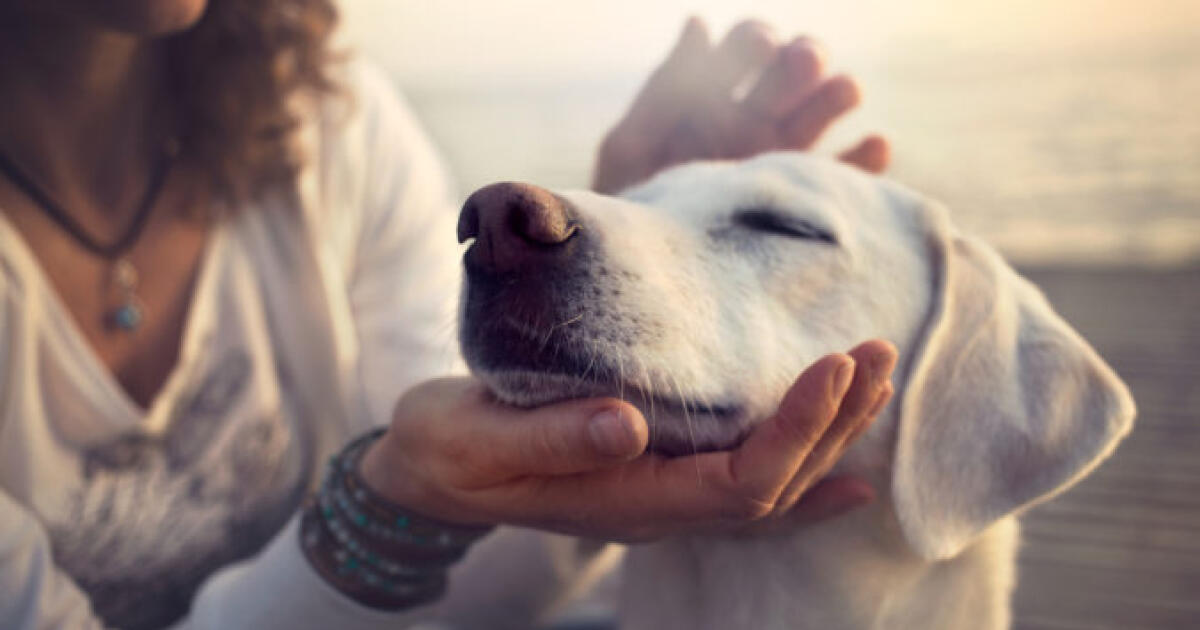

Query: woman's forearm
<box><xmin>299</xmin><ymin>429</ymin><xmax>492</xmax><ymax>610</ymax></box>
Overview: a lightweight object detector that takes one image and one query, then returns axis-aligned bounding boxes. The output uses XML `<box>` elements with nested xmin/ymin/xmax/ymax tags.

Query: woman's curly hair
<box><xmin>167</xmin><ymin>0</ymin><xmax>342</xmax><ymax>204</ymax></box>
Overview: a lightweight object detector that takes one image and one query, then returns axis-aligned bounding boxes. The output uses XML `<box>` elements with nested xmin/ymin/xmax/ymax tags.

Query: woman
<box><xmin>0</xmin><ymin>1</ymin><xmax>897</xmax><ymax>628</ymax></box>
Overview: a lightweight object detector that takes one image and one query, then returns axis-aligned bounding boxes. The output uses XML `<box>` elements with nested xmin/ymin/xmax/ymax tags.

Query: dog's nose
<box><xmin>458</xmin><ymin>182</ymin><xmax>579</xmax><ymax>274</ymax></box>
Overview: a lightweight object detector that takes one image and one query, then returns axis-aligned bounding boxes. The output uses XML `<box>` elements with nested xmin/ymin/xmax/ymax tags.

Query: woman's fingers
<box><xmin>393</xmin><ymin>378</ymin><xmax>649</xmax><ymax>487</ymax></box>
<box><xmin>663</xmin><ymin>20</ymin><xmax>780</xmax><ymax>163</ymax></box>
<box><xmin>838</xmin><ymin>134</ymin><xmax>891</xmax><ymax>173</ymax></box>
<box><xmin>723</xmin><ymin>353</ymin><xmax>855</xmax><ymax>504</ymax></box>
<box><xmin>508</xmin><ymin>353</ymin><xmax>865</xmax><ymax>537</ymax></box>
<box><xmin>742</xmin><ymin>37</ymin><xmax>826</xmax><ymax>119</ymax></box>
<box><xmin>775</xmin><ymin>341</ymin><xmax>897</xmax><ymax>508</ymax></box>
<box><xmin>615</xmin><ymin>19</ymin><xmax>784</xmax><ymax>165</ymax></box>
<box><xmin>708</xmin><ymin>20</ymin><xmax>777</xmax><ymax>98</ymax></box>
<box><xmin>482</xmin><ymin>399</ymin><xmax>649</xmax><ymax>479</ymax></box>
<box><xmin>774</xmin><ymin>475</ymin><xmax>876</xmax><ymax>529</ymax></box>
<box><xmin>667</xmin><ymin>16</ymin><xmax>712</xmax><ymax>67</ymax></box>
<box><xmin>382</xmin><ymin>339</ymin><xmax>896</xmax><ymax>539</ymax></box>
<box><xmin>735</xmin><ymin>475</ymin><xmax>876</xmax><ymax>536</ymax></box>
<box><xmin>594</xmin><ymin>19</ymin><xmax>889</xmax><ymax>194</ymax></box>
<box><xmin>852</xmin><ymin>381</ymin><xmax>894</xmax><ymax>443</ymax></box>
<box><xmin>781</xmin><ymin>74</ymin><xmax>862</xmax><ymax>150</ymax></box>
<box><xmin>592</xmin><ymin>18</ymin><xmax>709</xmax><ymax>193</ymax></box>
<box><xmin>615</xmin><ymin>17</ymin><xmax>710</xmax><ymax>140</ymax></box>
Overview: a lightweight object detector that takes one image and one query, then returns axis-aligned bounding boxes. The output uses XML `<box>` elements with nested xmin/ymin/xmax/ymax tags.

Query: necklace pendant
<box><xmin>112</xmin><ymin>301</ymin><xmax>143</xmax><ymax>331</ymax></box>
<box><xmin>108</xmin><ymin>258</ymin><xmax>144</xmax><ymax>332</ymax></box>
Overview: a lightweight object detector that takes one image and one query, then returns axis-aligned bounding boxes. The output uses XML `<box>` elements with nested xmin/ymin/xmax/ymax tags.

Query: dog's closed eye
<box><xmin>733</xmin><ymin>209</ymin><xmax>837</xmax><ymax>244</ymax></box>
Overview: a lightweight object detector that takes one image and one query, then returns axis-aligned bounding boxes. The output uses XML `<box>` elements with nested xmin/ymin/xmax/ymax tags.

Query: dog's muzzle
<box><xmin>457</xmin><ymin>182</ymin><xmax>602</xmax><ymax>376</ymax></box>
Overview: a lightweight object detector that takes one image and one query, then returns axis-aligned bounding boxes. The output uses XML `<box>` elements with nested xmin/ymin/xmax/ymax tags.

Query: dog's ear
<box><xmin>891</xmin><ymin>203</ymin><xmax>1135</xmax><ymax>561</ymax></box>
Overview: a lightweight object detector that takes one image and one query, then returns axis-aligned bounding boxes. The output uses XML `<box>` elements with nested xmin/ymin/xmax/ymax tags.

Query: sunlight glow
<box><xmin>340</xmin><ymin>0</ymin><xmax>1199</xmax><ymax>84</ymax></box>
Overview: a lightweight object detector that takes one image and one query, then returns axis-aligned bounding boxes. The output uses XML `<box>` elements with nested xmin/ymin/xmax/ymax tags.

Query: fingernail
<box><xmin>589</xmin><ymin>409</ymin><xmax>636</xmax><ymax>457</ymax></box>
<box><xmin>870</xmin><ymin>347</ymin><xmax>897</xmax><ymax>386</ymax></box>
<box><xmin>783</xmin><ymin>39</ymin><xmax>821</xmax><ymax>72</ymax></box>
<box><xmin>831</xmin><ymin>357</ymin><xmax>855</xmax><ymax>399</ymax></box>
<box><xmin>866</xmin><ymin>384</ymin><xmax>893</xmax><ymax>418</ymax></box>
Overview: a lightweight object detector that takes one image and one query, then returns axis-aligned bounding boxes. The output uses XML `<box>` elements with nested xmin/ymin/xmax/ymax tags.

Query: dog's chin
<box><xmin>480</xmin><ymin>370</ymin><xmax>614</xmax><ymax>407</ymax></box>
<box><xmin>475</xmin><ymin>368</ymin><xmax>753</xmax><ymax>457</ymax></box>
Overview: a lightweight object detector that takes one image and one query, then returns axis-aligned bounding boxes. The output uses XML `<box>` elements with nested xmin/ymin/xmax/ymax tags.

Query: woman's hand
<box><xmin>593</xmin><ymin>18</ymin><xmax>890</xmax><ymax>195</ymax></box>
<box><xmin>359</xmin><ymin>340</ymin><xmax>897</xmax><ymax>543</ymax></box>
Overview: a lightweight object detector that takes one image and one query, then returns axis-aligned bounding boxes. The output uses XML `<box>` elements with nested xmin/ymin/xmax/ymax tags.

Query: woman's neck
<box><xmin>0</xmin><ymin>8</ymin><xmax>172</xmax><ymax>219</ymax></box>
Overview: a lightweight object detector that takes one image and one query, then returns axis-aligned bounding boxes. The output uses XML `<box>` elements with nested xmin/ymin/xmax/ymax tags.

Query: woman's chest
<box><xmin>0</xmin><ymin>201</ymin><xmax>377</xmax><ymax>626</ymax></box>
<box><xmin>4</xmin><ymin>201</ymin><xmax>211</xmax><ymax>409</ymax></box>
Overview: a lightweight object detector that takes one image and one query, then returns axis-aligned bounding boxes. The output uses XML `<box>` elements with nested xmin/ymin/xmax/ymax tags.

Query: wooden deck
<box><xmin>1013</xmin><ymin>264</ymin><xmax>1200</xmax><ymax>630</ymax></box>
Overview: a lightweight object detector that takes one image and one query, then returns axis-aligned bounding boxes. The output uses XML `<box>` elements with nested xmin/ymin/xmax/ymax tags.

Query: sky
<box><xmin>339</xmin><ymin>0</ymin><xmax>1200</xmax><ymax>85</ymax></box>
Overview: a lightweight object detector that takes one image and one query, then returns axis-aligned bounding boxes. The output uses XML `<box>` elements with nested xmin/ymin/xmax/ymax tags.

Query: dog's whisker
<box><xmin>532</xmin><ymin>313</ymin><xmax>554</xmax><ymax>354</ymax></box>
<box><xmin>430</xmin><ymin>316</ymin><xmax>458</xmax><ymax>345</ymax></box>
<box><xmin>557</xmin><ymin>312</ymin><xmax>584</xmax><ymax>330</ymax></box>
<box><xmin>692</xmin><ymin>385</ymin><xmax>721</xmax><ymax>431</ymax></box>
<box><xmin>616</xmin><ymin>353</ymin><xmax>626</xmax><ymax>404</ymax></box>
<box><xmin>411</xmin><ymin>312</ymin><xmax>462</xmax><ymax>374</ymax></box>
<box><xmin>578</xmin><ymin>340</ymin><xmax>600</xmax><ymax>387</ymax></box>
<box><xmin>634</xmin><ymin>349</ymin><xmax>658</xmax><ymax>446</ymax></box>
<box><xmin>666</xmin><ymin>371</ymin><xmax>703</xmax><ymax>485</ymax></box>
<box><xmin>640</xmin><ymin>357</ymin><xmax>657</xmax><ymax>432</ymax></box>
<box><xmin>680</xmin><ymin>377</ymin><xmax>699</xmax><ymax>456</ymax></box>
<box><xmin>630</xmin><ymin>354</ymin><xmax>658</xmax><ymax>439</ymax></box>
<box><xmin>539</xmin><ymin>312</ymin><xmax>583</xmax><ymax>350</ymax></box>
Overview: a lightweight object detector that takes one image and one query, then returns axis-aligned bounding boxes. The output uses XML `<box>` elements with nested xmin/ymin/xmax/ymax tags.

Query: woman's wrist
<box><xmin>357</xmin><ymin>429</ymin><xmax>425</xmax><ymax>517</ymax></box>
<box><xmin>300</xmin><ymin>429</ymin><xmax>494</xmax><ymax>610</ymax></box>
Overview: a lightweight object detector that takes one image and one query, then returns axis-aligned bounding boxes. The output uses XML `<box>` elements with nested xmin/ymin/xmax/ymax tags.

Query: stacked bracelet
<box><xmin>300</xmin><ymin>428</ymin><xmax>494</xmax><ymax>610</ymax></box>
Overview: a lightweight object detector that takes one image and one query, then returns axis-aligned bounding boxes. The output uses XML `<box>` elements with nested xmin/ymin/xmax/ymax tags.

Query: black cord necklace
<box><xmin>0</xmin><ymin>139</ymin><xmax>178</xmax><ymax>332</ymax></box>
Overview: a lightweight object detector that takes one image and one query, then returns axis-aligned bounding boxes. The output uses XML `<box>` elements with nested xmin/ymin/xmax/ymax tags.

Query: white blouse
<box><xmin>0</xmin><ymin>60</ymin><xmax>602</xmax><ymax>630</ymax></box>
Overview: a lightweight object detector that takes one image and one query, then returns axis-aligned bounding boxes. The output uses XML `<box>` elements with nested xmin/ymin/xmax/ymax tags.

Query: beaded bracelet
<box><xmin>300</xmin><ymin>428</ymin><xmax>494</xmax><ymax>610</ymax></box>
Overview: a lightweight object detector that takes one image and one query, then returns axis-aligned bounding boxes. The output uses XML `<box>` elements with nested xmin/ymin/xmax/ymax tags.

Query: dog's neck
<box><xmin>616</xmin><ymin>503</ymin><xmax>1019</xmax><ymax>630</ymax></box>
<box><xmin>617</xmin><ymin>504</ymin><xmax>900</xmax><ymax>630</ymax></box>
<box><xmin>615</xmin><ymin>419</ymin><xmax>906</xmax><ymax>630</ymax></box>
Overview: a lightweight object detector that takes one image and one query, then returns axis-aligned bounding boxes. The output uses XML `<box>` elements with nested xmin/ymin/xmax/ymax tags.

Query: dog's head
<box><xmin>458</xmin><ymin>154</ymin><xmax>925</xmax><ymax>452</ymax></box>
<box><xmin>457</xmin><ymin>152</ymin><xmax>1134</xmax><ymax>558</ymax></box>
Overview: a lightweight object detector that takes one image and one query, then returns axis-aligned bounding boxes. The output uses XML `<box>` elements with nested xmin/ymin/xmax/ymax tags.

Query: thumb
<box><xmin>485</xmin><ymin>398</ymin><xmax>649</xmax><ymax>478</ymax></box>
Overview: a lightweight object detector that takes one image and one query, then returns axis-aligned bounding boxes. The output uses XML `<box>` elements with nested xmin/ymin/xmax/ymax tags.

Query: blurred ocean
<box><xmin>400</xmin><ymin>46</ymin><xmax>1200</xmax><ymax>267</ymax></box>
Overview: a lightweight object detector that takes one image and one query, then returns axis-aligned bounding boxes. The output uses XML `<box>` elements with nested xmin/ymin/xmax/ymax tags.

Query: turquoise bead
<box><xmin>113</xmin><ymin>303</ymin><xmax>142</xmax><ymax>330</ymax></box>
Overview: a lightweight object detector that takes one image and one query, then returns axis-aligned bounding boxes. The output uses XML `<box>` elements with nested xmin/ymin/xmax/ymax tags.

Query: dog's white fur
<box><xmin>461</xmin><ymin>153</ymin><xmax>1136</xmax><ymax>629</ymax></box>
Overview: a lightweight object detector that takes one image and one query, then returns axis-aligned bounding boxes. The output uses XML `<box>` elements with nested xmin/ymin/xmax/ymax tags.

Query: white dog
<box><xmin>456</xmin><ymin>152</ymin><xmax>1135</xmax><ymax>630</ymax></box>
